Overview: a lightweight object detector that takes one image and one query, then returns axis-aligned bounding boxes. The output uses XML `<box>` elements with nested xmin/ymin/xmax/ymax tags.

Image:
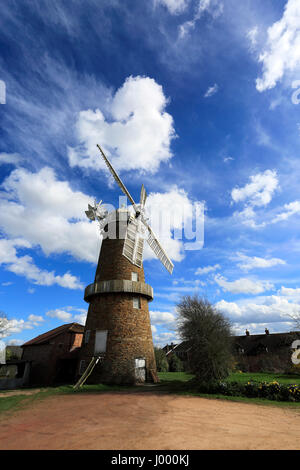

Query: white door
<box><xmin>94</xmin><ymin>330</ymin><xmax>108</xmax><ymax>355</ymax></box>
<box><xmin>135</xmin><ymin>358</ymin><xmax>146</xmax><ymax>382</ymax></box>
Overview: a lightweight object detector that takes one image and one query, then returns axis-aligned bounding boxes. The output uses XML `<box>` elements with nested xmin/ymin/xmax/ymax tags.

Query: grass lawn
<box><xmin>157</xmin><ymin>371</ymin><xmax>300</xmax><ymax>385</ymax></box>
<box><xmin>1</xmin><ymin>371</ymin><xmax>300</xmax><ymax>416</ymax></box>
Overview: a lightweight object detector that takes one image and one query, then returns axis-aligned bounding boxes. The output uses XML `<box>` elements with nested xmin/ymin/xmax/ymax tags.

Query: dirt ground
<box><xmin>0</xmin><ymin>392</ymin><xmax>299</xmax><ymax>450</ymax></box>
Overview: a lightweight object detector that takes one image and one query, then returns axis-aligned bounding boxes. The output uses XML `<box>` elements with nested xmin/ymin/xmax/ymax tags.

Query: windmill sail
<box><xmin>139</xmin><ymin>184</ymin><xmax>147</xmax><ymax>209</ymax></box>
<box><xmin>144</xmin><ymin>221</ymin><xmax>174</xmax><ymax>275</ymax></box>
<box><xmin>97</xmin><ymin>144</ymin><xmax>137</xmax><ymax>207</ymax></box>
<box><xmin>122</xmin><ymin>217</ymin><xmax>144</xmax><ymax>268</ymax></box>
<box><xmin>96</xmin><ymin>143</ymin><xmax>173</xmax><ymax>275</ymax></box>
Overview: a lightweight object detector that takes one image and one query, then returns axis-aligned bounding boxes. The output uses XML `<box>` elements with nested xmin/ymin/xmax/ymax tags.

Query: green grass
<box><xmin>1</xmin><ymin>371</ymin><xmax>300</xmax><ymax>417</ymax></box>
<box><xmin>225</xmin><ymin>372</ymin><xmax>300</xmax><ymax>385</ymax></box>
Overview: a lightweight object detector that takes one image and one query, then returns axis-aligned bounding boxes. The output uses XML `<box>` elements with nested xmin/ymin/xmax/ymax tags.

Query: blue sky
<box><xmin>1</xmin><ymin>0</ymin><xmax>300</xmax><ymax>347</ymax></box>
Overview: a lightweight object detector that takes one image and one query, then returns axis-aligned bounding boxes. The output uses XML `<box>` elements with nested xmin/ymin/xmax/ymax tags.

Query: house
<box><xmin>232</xmin><ymin>330</ymin><xmax>300</xmax><ymax>372</ymax></box>
<box><xmin>21</xmin><ymin>323</ymin><xmax>84</xmax><ymax>386</ymax></box>
<box><xmin>163</xmin><ymin>330</ymin><xmax>300</xmax><ymax>373</ymax></box>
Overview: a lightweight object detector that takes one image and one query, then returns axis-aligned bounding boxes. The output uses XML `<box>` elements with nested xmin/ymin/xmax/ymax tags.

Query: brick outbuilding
<box><xmin>21</xmin><ymin>323</ymin><xmax>84</xmax><ymax>386</ymax></box>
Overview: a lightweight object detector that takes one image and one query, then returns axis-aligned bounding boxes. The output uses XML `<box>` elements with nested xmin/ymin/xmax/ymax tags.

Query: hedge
<box><xmin>197</xmin><ymin>380</ymin><xmax>300</xmax><ymax>402</ymax></box>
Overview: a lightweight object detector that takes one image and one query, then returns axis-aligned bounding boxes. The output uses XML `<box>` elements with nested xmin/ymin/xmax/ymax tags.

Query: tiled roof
<box><xmin>22</xmin><ymin>323</ymin><xmax>84</xmax><ymax>347</ymax></box>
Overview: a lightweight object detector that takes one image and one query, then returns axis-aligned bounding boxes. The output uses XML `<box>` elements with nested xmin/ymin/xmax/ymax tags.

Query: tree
<box><xmin>177</xmin><ymin>295</ymin><xmax>233</xmax><ymax>383</ymax></box>
<box><xmin>168</xmin><ymin>353</ymin><xmax>184</xmax><ymax>372</ymax></box>
<box><xmin>154</xmin><ymin>347</ymin><xmax>169</xmax><ymax>372</ymax></box>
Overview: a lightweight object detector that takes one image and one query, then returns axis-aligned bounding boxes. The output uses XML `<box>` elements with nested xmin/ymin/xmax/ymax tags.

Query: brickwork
<box><xmin>79</xmin><ymin>210</ymin><xmax>157</xmax><ymax>384</ymax></box>
<box><xmin>22</xmin><ymin>330</ymin><xmax>83</xmax><ymax>385</ymax></box>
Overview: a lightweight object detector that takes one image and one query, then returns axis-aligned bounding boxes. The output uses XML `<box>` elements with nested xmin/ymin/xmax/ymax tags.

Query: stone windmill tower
<box><xmin>77</xmin><ymin>145</ymin><xmax>174</xmax><ymax>386</ymax></box>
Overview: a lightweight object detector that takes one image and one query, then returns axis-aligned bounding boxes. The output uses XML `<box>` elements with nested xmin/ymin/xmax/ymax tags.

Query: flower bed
<box><xmin>197</xmin><ymin>380</ymin><xmax>300</xmax><ymax>402</ymax></box>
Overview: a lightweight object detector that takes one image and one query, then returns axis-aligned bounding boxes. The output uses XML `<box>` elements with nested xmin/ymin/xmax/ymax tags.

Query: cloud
<box><xmin>231</xmin><ymin>170</ymin><xmax>279</xmax><ymax>228</ymax></box>
<box><xmin>150</xmin><ymin>310</ymin><xmax>177</xmax><ymax>325</ymax></box>
<box><xmin>224</xmin><ymin>156</ymin><xmax>234</xmax><ymax>163</ymax></box>
<box><xmin>0</xmin><ymin>153</ymin><xmax>22</xmax><ymax>166</ymax></box>
<box><xmin>28</xmin><ymin>315</ymin><xmax>44</xmax><ymax>323</ymax></box>
<box><xmin>154</xmin><ymin>0</ymin><xmax>189</xmax><ymax>15</ymax></box>
<box><xmin>178</xmin><ymin>0</ymin><xmax>223</xmax><ymax>39</ymax></box>
<box><xmin>231</xmin><ymin>170</ymin><xmax>279</xmax><ymax>208</ymax></box>
<box><xmin>144</xmin><ymin>186</ymin><xmax>203</xmax><ymax>262</ymax></box>
<box><xmin>0</xmin><ymin>315</ymin><xmax>36</xmax><ymax>339</ymax></box>
<box><xmin>195</xmin><ymin>264</ymin><xmax>220</xmax><ymax>275</ymax></box>
<box><xmin>214</xmin><ymin>274</ymin><xmax>274</xmax><ymax>295</ymax></box>
<box><xmin>236</xmin><ymin>253</ymin><xmax>286</xmax><ymax>271</ymax></box>
<box><xmin>247</xmin><ymin>26</ymin><xmax>258</xmax><ymax>49</ymax></box>
<box><xmin>68</xmin><ymin>76</ymin><xmax>176</xmax><ymax>175</ymax></box>
<box><xmin>204</xmin><ymin>83</ymin><xmax>219</xmax><ymax>98</ymax></box>
<box><xmin>0</xmin><ymin>238</ymin><xmax>83</xmax><ymax>289</ymax></box>
<box><xmin>271</xmin><ymin>200</ymin><xmax>300</xmax><ymax>223</ymax></box>
<box><xmin>46</xmin><ymin>309</ymin><xmax>73</xmax><ymax>321</ymax></box>
<box><xmin>0</xmin><ymin>166</ymin><xmax>100</xmax><ymax>264</ymax></box>
<box><xmin>256</xmin><ymin>0</ymin><xmax>300</xmax><ymax>91</ymax></box>
<box><xmin>216</xmin><ymin>295</ymin><xmax>300</xmax><ymax>329</ymax></box>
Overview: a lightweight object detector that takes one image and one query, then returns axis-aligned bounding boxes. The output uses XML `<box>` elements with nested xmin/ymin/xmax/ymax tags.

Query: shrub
<box><xmin>154</xmin><ymin>347</ymin><xmax>169</xmax><ymax>372</ymax></box>
<box><xmin>197</xmin><ymin>380</ymin><xmax>300</xmax><ymax>402</ymax></box>
<box><xmin>177</xmin><ymin>296</ymin><xmax>233</xmax><ymax>384</ymax></box>
<box><xmin>168</xmin><ymin>354</ymin><xmax>184</xmax><ymax>372</ymax></box>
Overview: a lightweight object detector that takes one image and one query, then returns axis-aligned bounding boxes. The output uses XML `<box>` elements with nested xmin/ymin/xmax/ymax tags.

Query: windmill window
<box><xmin>131</xmin><ymin>272</ymin><xmax>138</xmax><ymax>282</ymax></box>
<box><xmin>133</xmin><ymin>296</ymin><xmax>141</xmax><ymax>309</ymax></box>
<box><xmin>85</xmin><ymin>330</ymin><xmax>91</xmax><ymax>344</ymax></box>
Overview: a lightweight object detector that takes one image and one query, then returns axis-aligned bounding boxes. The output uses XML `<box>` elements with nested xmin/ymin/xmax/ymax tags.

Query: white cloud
<box><xmin>204</xmin><ymin>83</ymin><xmax>219</xmax><ymax>98</ymax></box>
<box><xmin>271</xmin><ymin>200</ymin><xmax>300</xmax><ymax>223</ymax></box>
<box><xmin>214</xmin><ymin>274</ymin><xmax>274</xmax><ymax>295</ymax></box>
<box><xmin>231</xmin><ymin>170</ymin><xmax>279</xmax><ymax>228</ymax></box>
<box><xmin>236</xmin><ymin>253</ymin><xmax>286</xmax><ymax>271</ymax></box>
<box><xmin>0</xmin><ymin>238</ymin><xmax>83</xmax><ymax>289</ymax></box>
<box><xmin>231</xmin><ymin>170</ymin><xmax>279</xmax><ymax>208</ymax></box>
<box><xmin>0</xmin><ymin>315</ymin><xmax>35</xmax><ymax>339</ymax></box>
<box><xmin>144</xmin><ymin>186</ymin><xmax>202</xmax><ymax>262</ymax></box>
<box><xmin>256</xmin><ymin>0</ymin><xmax>300</xmax><ymax>91</ymax></box>
<box><xmin>195</xmin><ymin>264</ymin><xmax>220</xmax><ymax>275</ymax></box>
<box><xmin>68</xmin><ymin>76</ymin><xmax>176</xmax><ymax>175</ymax></box>
<box><xmin>0</xmin><ymin>153</ymin><xmax>22</xmax><ymax>166</ymax></box>
<box><xmin>154</xmin><ymin>0</ymin><xmax>189</xmax><ymax>15</ymax></box>
<box><xmin>224</xmin><ymin>156</ymin><xmax>234</xmax><ymax>163</ymax></box>
<box><xmin>28</xmin><ymin>314</ymin><xmax>44</xmax><ymax>322</ymax></box>
<box><xmin>0</xmin><ymin>166</ymin><xmax>100</xmax><ymax>264</ymax></box>
<box><xmin>216</xmin><ymin>295</ymin><xmax>300</xmax><ymax>328</ymax></box>
<box><xmin>179</xmin><ymin>0</ymin><xmax>223</xmax><ymax>39</ymax></box>
<box><xmin>150</xmin><ymin>310</ymin><xmax>177</xmax><ymax>325</ymax></box>
<box><xmin>247</xmin><ymin>26</ymin><xmax>258</xmax><ymax>49</ymax></box>
<box><xmin>46</xmin><ymin>309</ymin><xmax>73</xmax><ymax>321</ymax></box>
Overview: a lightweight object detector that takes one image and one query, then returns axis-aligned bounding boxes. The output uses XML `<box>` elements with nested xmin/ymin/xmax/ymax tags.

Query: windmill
<box><xmin>76</xmin><ymin>144</ymin><xmax>174</xmax><ymax>386</ymax></box>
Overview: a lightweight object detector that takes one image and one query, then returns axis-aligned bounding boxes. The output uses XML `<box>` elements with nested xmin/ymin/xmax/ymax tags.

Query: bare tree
<box><xmin>177</xmin><ymin>295</ymin><xmax>233</xmax><ymax>383</ymax></box>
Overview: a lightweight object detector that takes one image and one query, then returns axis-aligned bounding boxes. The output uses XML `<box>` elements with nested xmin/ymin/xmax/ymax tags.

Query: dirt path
<box><xmin>0</xmin><ymin>392</ymin><xmax>299</xmax><ymax>450</ymax></box>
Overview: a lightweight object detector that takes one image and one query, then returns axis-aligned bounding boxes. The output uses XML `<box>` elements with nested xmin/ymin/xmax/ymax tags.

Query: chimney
<box><xmin>245</xmin><ymin>329</ymin><xmax>250</xmax><ymax>336</ymax></box>
<box><xmin>265</xmin><ymin>328</ymin><xmax>269</xmax><ymax>335</ymax></box>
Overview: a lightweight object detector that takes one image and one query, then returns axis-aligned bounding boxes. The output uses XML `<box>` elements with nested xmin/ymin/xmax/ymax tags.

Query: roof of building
<box><xmin>232</xmin><ymin>331</ymin><xmax>300</xmax><ymax>355</ymax></box>
<box><xmin>22</xmin><ymin>323</ymin><xmax>84</xmax><ymax>347</ymax></box>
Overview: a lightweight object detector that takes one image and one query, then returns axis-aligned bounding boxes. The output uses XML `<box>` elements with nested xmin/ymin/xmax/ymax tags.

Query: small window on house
<box><xmin>57</xmin><ymin>343</ymin><xmax>63</xmax><ymax>349</ymax></box>
<box><xmin>85</xmin><ymin>330</ymin><xmax>91</xmax><ymax>344</ymax></box>
<box><xmin>79</xmin><ymin>360</ymin><xmax>86</xmax><ymax>375</ymax></box>
<box><xmin>133</xmin><ymin>296</ymin><xmax>141</xmax><ymax>309</ymax></box>
<box><xmin>131</xmin><ymin>272</ymin><xmax>138</xmax><ymax>282</ymax></box>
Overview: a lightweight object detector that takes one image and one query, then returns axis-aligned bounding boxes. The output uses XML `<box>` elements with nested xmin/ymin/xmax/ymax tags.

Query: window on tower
<box><xmin>131</xmin><ymin>272</ymin><xmax>138</xmax><ymax>282</ymax></box>
<box><xmin>133</xmin><ymin>296</ymin><xmax>141</xmax><ymax>309</ymax></box>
